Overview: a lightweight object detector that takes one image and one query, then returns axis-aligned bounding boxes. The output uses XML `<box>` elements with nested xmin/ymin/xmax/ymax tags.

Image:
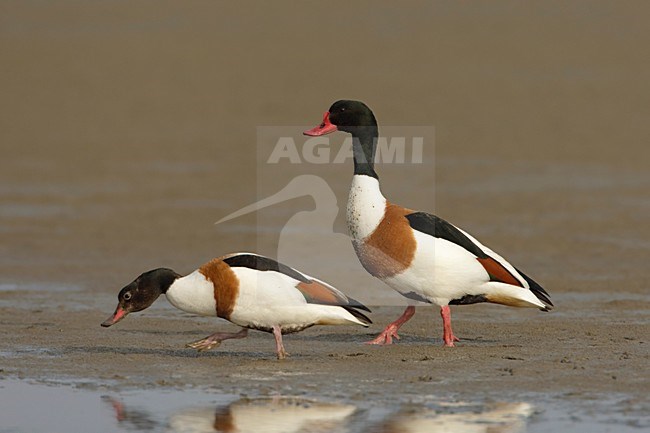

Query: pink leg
<box><xmin>440</xmin><ymin>305</ymin><xmax>460</xmax><ymax>347</ymax></box>
<box><xmin>186</xmin><ymin>328</ymin><xmax>248</xmax><ymax>352</ymax></box>
<box><xmin>365</xmin><ymin>306</ymin><xmax>416</xmax><ymax>345</ymax></box>
<box><xmin>272</xmin><ymin>325</ymin><xmax>288</xmax><ymax>360</ymax></box>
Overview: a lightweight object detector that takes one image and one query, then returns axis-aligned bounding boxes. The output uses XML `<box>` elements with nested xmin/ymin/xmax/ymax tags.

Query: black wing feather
<box><xmin>514</xmin><ymin>266</ymin><xmax>554</xmax><ymax>309</ymax></box>
<box><xmin>342</xmin><ymin>306</ymin><xmax>372</xmax><ymax>326</ymax></box>
<box><xmin>223</xmin><ymin>254</ymin><xmax>310</xmax><ymax>283</ymax></box>
<box><xmin>405</xmin><ymin>212</ymin><xmax>488</xmax><ymax>258</ymax></box>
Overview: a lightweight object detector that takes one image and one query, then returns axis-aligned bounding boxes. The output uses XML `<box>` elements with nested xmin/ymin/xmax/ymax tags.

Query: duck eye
<box><xmin>123</xmin><ymin>292</ymin><xmax>132</xmax><ymax>301</ymax></box>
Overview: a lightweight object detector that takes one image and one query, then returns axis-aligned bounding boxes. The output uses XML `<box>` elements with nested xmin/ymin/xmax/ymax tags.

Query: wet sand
<box><xmin>1</xmin><ymin>291</ymin><xmax>648</xmax><ymax>397</ymax></box>
<box><xmin>1</xmin><ymin>290</ymin><xmax>649</xmax><ymax>430</ymax></box>
<box><xmin>1</xmin><ymin>1</ymin><xmax>649</xmax><ymax>431</ymax></box>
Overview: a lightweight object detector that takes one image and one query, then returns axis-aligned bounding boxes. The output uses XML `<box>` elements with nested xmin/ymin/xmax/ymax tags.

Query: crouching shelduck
<box><xmin>304</xmin><ymin>100</ymin><xmax>553</xmax><ymax>347</ymax></box>
<box><xmin>101</xmin><ymin>252</ymin><xmax>371</xmax><ymax>359</ymax></box>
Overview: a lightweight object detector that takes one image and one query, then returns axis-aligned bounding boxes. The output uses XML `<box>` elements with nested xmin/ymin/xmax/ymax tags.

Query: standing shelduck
<box><xmin>304</xmin><ymin>100</ymin><xmax>553</xmax><ymax>346</ymax></box>
<box><xmin>101</xmin><ymin>252</ymin><xmax>371</xmax><ymax>359</ymax></box>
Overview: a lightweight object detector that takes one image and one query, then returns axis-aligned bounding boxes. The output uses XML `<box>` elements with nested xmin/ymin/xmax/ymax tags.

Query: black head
<box><xmin>328</xmin><ymin>100</ymin><xmax>377</xmax><ymax>131</ymax></box>
<box><xmin>304</xmin><ymin>100</ymin><xmax>377</xmax><ymax>136</ymax></box>
<box><xmin>101</xmin><ymin>268</ymin><xmax>180</xmax><ymax>327</ymax></box>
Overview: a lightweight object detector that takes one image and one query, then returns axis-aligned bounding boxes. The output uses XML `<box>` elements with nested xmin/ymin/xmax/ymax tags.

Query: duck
<box><xmin>304</xmin><ymin>100</ymin><xmax>553</xmax><ymax>346</ymax></box>
<box><xmin>101</xmin><ymin>252</ymin><xmax>371</xmax><ymax>359</ymax></box>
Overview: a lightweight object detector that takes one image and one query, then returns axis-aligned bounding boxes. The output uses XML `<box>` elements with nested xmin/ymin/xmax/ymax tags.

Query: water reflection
<box><xmin>103</xmin><ymin>395</ymin><xmax>532</xmax><ymax>433</ymax></box>
<box><xmin>366</xmin><ymin>402</ymin><xmax>533</xmax><ymax>433</ymax></box>
<box><xmin>4</xmin><ymin>379</ymin><xmax>645</xmax><ymax>432</ymax></box>
<box><xmin>105</xmin><ymin>396</ymin><xmax>357</xmax><ymax>433</ymax></box>
<box><xmin>103</xmin><ymin>396</ymin><xmax>159</xmax><ymax>431</ymax></box>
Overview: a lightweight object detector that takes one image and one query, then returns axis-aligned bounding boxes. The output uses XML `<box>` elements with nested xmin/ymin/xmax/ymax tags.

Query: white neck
<box><xmin>347</xmin><ymin>174</ymin><xmax>386</xmax><ymax>240</ymax></box>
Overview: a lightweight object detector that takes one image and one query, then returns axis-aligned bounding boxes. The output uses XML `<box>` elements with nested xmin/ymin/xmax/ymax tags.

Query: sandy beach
<box><xmin>1</xmin><ymin>1</ymin><xmax>649</xmax><ymax>431</ymax></box>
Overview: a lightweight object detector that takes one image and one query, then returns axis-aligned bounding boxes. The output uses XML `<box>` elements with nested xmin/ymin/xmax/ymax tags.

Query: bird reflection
<box><xmin>102</xmin><ymin>396</ymin><xmax>158</xmax><ymax>431</ymax></box>
<box><xmin>366</xmin><ymin>402</ymin><xmax>534</xmax><ymax>433</ymax></box>
<box><xmin>103</xmin><ymin>395</ymin><xmax>357</xmax><ymax>433</ymax></box>
<box><xmin>172</xmin><ymin>397</ymin><xmax>357</xmax><ymax>433</ymax></box>
<box><xmin>103</xmin><ymin>395</ymin><xmax>532</xmax><ymax>433</ymax></box>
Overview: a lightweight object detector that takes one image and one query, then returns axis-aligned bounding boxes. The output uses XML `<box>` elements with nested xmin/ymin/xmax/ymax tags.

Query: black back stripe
<box><xmin>449</xmin><ymin>294</ymin><xmax>488</xmax><ymax>305</ymax></box>
<box><xmin>514</xmin><ymin>266</ymin><xmax>553</xmax><ymax>307</ymax></box>
<box><xmin>405</xmin><ymin>212</ymin><xmax>488</xmax><ymax>259</ymax></box>
<box><xmin>223</xmin><ymin>254</ymin><xmax>310</xmax><ymax>284</ymax></box>
<box><xmin>343</xmin><ymin>295</ymin><xmax>372</xmax><ymax>313</ymax></box>
<box><xmin>342</xmin><ymin>306</ymin><xmax>372</xmax><ymax>326</ymax></box>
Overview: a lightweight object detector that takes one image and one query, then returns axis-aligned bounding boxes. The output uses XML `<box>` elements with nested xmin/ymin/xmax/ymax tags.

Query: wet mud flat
<box><xmin>1</xmin><ymin>288</ymin><xmax>648</xmax><ymax>432</ymax></box>
<box><xmin>2</xmin><ymin>380</ymin><xmax>643</xmax><ymax>433</ymax></box>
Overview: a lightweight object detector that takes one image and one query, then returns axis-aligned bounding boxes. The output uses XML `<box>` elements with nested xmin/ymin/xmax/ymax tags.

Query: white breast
<box><xmin>346</xmin><ymin>175</ymin><xmax>386</xmax><ymax>240</ymax></box>
<box><xmin>165</xmin><ymin>270</ymin><xmax>217</xmax><ymax>316</ymax></box>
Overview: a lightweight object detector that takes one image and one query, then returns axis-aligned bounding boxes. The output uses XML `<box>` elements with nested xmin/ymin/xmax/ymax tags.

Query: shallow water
<box><xmin>1</xmin><ymin>380</ymin><xmax>646</xmax><ymax>433</ymax></box>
